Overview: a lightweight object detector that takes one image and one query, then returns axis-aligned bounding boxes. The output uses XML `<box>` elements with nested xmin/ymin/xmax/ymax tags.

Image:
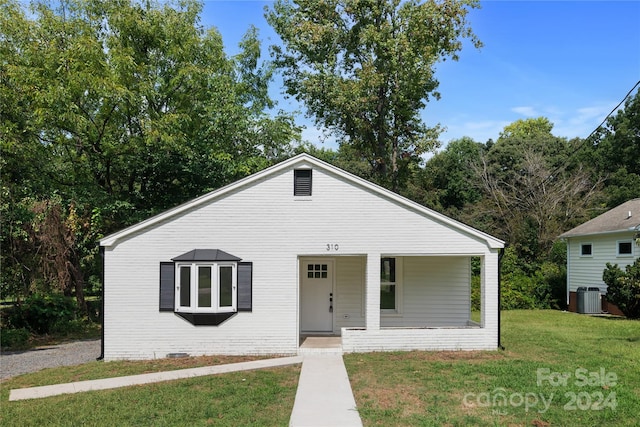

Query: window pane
<box><xmin>581</xmin><ymin>244</ymin><xmax>592</xmax><ymax>256</ymax></box>
<box><xmin>219</xmin><ymin>266</ymin><xmax>233</xmax><ymax>307</ymax></box>
<box><xmin>179</xmin><ymin>266</ymin><xmax>191</xmax><ymax>307</ymax></box>
<box><xmin>619</xmin><ymin>241</ymin><xmax>632</xmax><ymax>255</ymax></box>
<box><xmin>198</xmin><ymin>266</ymin><xmax>212</xmax><ymax>308</ymax></box>
<box><xmin>381</xmin><ymin>284</ymin><xmax>395</xmax><ymax>310</ymax></box>
<box><xmin>381</xmin><ymin>258</ymin><xmax>395</xmax><ymax>283</ymax></box>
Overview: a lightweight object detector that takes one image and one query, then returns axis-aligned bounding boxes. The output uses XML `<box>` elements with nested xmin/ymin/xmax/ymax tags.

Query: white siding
<box><xmin>567</xmin><ymin>232</ymin><xmax>639</xmax><ymax>295</ymax></box>
<box><xmin>103</xmin><ymin>162</ymin><xmax>500</xmax><ymax>359</ymax></box>
<box><xmin>334</xmin><ymin>257</ymin><xmax>365</xmax><ymax>331</ymax></box>
<box><xmin>382</xmin><ymin>257</ymin><xmax>470</xmax><ymax>327</ymax></box>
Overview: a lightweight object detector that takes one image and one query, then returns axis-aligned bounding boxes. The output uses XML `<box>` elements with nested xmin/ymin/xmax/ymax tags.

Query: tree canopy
<box><xmin>266</xmin><ymin>0</ymin><xmax>481</xmax><ymax>190</ymax></box>
<box><xmin>1</xmin><ymin>0</ymin><xmax>299</xmax><ymax>305</ymax></box>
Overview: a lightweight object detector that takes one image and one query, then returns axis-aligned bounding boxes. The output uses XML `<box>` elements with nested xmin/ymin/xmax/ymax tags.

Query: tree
<box><xmin>587</xmin><ymin>89</ymin><xmax>640</xmax><ymax>206</ymax></box>
<box><xmin>266</xmin><ymin>0</ymin><xmax>481</xmax><ymax>190</ymax></box>
<box><xmin>472</xmin><ymin>118</ymin><xmax>602</xmax><ymax>264</ymax></box>
<box><xmin>415</xmin><ymin>137</ymin><xmax>483</xmax><ymax>214</ymax></box>
<box><xmin>1</xmin><ymin>0</ymin><xmax>299</xmax><ymax>305</ymax></box>
<box><xmin>603</xmin><ymin>259</ymin><xmax>640</xmax><ymax>319</ymax></box>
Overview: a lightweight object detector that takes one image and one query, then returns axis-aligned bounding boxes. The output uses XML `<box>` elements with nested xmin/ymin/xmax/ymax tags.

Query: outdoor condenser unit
<box><xmin>576</xmin><ymin>287</ymin><xmax>601</xmax><ymax>314</ymax></box>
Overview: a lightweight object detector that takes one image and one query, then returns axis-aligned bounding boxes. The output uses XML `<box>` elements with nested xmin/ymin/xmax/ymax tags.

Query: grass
<box><xmin>344</xmin><ymin>310</ymin><xmax>640</xmax><ymax>426</ymax></box>
<box><xmin>1</xmin><ymin>355</ymin><xmax>300</xmax><ymax>426</ymax></box>
<box><xmin>2</xmin><ymin>310</ymin><xmax>639</xmax><ymax>426</ymax></box>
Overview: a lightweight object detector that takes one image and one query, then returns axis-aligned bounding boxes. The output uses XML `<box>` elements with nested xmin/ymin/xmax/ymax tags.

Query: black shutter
<box><xmin>159</xmin><ymin>262</ymin><xmax>175</xmax><ymax>312</ymax></box>
<box><xmin>237</xmin><ymin>262</ymin><xmax>253</xmax><ymax>312</ymax></box>
<box><xmin>294</xmin><ymin>169</ymin><xmax>312</xmax><ymax>196</ymax></box>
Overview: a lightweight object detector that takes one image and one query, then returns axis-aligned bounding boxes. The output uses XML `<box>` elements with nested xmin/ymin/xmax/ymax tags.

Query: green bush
<box><xmin>471</xmin><ymin>276</ymin><xmax>481</xmax><ymax>311</ymax></box>
<box><xmin>603</xmin><ymin>259</ymin><xmax>640</xmax><ymax>319</ymax></box>
<box><xmin>6</xmin><ymin>294</ymin><xmax>77</xmax><ymax>334</ymax></box>
<box><xmin>1</xmin><ymin>327</ymin><xmax>30</xmax><ymax>349</ymax></box>
<box><xmin>497</xmin><ymin>245</ymin><xmax>566</xmax><ymax>310</ymax></box>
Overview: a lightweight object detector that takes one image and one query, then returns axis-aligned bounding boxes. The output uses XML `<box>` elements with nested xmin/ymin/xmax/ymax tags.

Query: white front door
<box><xmin>301</xmin><ymin>260</ymin><xmax>334</xmax><ymax>332</ymax></box>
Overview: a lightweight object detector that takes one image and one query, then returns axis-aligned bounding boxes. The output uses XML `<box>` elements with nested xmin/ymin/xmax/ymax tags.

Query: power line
<box><xmin>580</xmin><ymin>79</ymin><xmax>640</xmax><ymax>145</ymax></box>
<box><xmin>544</xmin><ymin>79</ymin><xmax>640</xmax><ymax>184</ymax></box>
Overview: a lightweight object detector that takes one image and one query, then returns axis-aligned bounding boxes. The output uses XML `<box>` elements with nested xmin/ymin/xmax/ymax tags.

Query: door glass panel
<box><xmin>198</xmin><ymin>266</ymin><xmax>212</xmax><ymax>308</ymax></box>
<box><xmin>219</xmin><ymin>266</ymin><xmax>233</xmax><ymax>307</ymax></box>
<box><xmin>179</xmin><ymin>266</ymin><xmax>191</xmax><ymax>307</ymax></box>
<box><xmin>308</xmin><ymin>264</ymin><xmax>328</xmax><ymax>279</ymax></box>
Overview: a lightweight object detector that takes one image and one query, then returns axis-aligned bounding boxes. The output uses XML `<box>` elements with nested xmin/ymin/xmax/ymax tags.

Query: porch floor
<box><xmin>299</xmin><ymin>336</ymin><xmax>343</xmax><ymax>355</ymax></box>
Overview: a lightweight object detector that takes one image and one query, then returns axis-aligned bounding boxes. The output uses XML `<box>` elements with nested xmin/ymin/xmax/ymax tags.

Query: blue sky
<box><xmin>200</xmin><ymin>1</ymin><xmax>640</xmax><ymax>150</ymax></box>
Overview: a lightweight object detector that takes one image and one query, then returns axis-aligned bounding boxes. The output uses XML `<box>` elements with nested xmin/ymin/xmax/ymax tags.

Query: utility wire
<box><xmin>543</xmin><ymin>79</ymin><xmax>640</xmax><ymax>184</ymax></box>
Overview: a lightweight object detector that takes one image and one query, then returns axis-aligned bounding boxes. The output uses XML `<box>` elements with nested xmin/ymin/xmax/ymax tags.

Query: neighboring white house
<box><xmin>99</xmin><ymin>154</ymin><xmax>504</xmax><ymax>360</ymax></box>
<box><xmin>559</xmin><ymin>198</ymin><xmax>640</xmax><ymax>314</ymax></box>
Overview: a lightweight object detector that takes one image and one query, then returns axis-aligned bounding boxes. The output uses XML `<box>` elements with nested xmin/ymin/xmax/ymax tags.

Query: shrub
<box><xmin>6</xmin><ymin>294</ymin><xmax>77</xmax><ymax>334</ymax></box>
<box><xmin>1</xmin><ymin>327</ymin><xmax>30</xmax><ymax>349</ymax></box>
<box><xmin>603</xmin><ymin>259</ymin><xmax>640</xmax><ymax>319</ymax></box>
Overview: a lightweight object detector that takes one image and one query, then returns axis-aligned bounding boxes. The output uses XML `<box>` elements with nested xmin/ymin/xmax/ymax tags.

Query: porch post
<box><xmin>365</xmin><ymin>252</ymin><xmax>381</xmax><ymax>330</ymax></box>
<box><xmin>482</xmin><ymin>250</ymin><xmax>499</xmax><ymax>344</ymax></box>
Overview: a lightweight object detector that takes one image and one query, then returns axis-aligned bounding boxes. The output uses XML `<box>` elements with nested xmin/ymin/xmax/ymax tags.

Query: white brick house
<box><xmin>99</xmin><ymin>154</ymin><xmax>504</xmax><ymax>360</ymax></box>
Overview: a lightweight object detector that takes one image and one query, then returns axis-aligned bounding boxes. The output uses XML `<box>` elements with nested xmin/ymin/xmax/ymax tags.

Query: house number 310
<box><xmin>326</xmin><ymin>244</ymin><xmax>340</xmax><ymax>251</ymax></box>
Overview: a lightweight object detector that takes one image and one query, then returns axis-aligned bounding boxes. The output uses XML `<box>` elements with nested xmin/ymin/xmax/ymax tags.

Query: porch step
<box><xmin>298</xmin><ymin>337</ymin><xmax>343</xmax><ymax>355</ymax></box>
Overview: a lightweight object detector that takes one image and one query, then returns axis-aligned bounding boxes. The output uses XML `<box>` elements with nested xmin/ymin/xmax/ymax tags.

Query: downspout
<box><xmin>97</xmin><ymin>246</ymin><xmax>105</xmax><ymax>361</ymax></box>
<box><xmin>498</xmin><ymin>246</ymin><xmax>506</xmax><ymax>350</ymax></box>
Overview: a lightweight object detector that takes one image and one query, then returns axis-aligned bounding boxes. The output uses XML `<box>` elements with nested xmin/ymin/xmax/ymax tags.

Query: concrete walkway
<box><xmin>289</xmin><ymin>354</ymin><xmax>363</xmax><ymax>427</ymax></box>
<box><xmin>8</xmin><ymin>356</ymin><xmax>302</xmax><ymax>401</ymax></box>
<box><xmin>8</xmin><ymin>345</ymin><xmax>364</xmax><ymax>427</ymax></box>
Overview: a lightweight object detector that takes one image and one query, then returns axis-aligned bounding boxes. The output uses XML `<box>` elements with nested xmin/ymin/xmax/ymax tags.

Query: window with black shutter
<box><xmin>158</xmin><ymin>249</ymin><xmax>253</xmax><ymax>325</ymax></box>
<box><xmin>294</xmin><ymin>169</ymin><xmax>312</xmax><ymax>196</ymax></box>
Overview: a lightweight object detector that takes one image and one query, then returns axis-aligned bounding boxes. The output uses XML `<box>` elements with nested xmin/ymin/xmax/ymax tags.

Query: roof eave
<box><xmin>560</xmin><ymin>227</ymin><xmax>640</xmax><ymax>239</ymax></box>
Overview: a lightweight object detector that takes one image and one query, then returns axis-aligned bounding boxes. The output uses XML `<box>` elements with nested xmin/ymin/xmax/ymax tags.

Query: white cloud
<box><xmin>511</xmin><ymin>106</ymin><xmax>539</xmax><ymax>117</ymax></box>
<box><xmin>553</xmin><ymin>102</ymin><xmax>617</xmax><ymax>139</ymax></box>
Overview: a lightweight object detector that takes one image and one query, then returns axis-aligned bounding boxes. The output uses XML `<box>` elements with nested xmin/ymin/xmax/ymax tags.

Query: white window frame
<box><xmin>580</xmin><ymin>243</ymin><xmax>593</xmax><ymax>257</ymax></box>
<box><xmin>380</xmin><ymin>257</ymin><xmax>403</xmax><ymax>316</ymax></box>
<box><xmin>617</xmin><ymin>240</ymin><xmax>634</xmax><ymax>257</ymax></box>
<box><xmin>175</xmin><ymin>262</ymin><xmax>237</xmax><ymax>313</ymax></box>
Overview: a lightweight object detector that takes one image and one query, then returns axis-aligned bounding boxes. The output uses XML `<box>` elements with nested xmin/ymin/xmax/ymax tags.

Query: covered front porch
<box><xmin>298</xmin><ymin>251</ymin><xmax>499</xmax><ymax>353</ymax></box>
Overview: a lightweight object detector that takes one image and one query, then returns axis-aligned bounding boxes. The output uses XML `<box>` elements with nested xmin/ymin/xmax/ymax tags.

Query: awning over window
<box><xmin>172</xmin><ymin>249</ymin><xmax>241</xmax><ymax>262</ymax></box>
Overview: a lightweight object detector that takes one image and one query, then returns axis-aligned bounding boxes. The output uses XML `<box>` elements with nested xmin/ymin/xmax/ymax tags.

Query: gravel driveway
<box><xmin>0</xmin><ymin>339</ymin><xmax>101</xmax><ymax>380</ymax></box>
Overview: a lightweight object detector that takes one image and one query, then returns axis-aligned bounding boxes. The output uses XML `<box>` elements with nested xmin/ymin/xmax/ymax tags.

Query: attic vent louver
<box><xmin>294</xmin><ymin>169</ymin><xmax>312</xmax><ymax>196</ymax></box>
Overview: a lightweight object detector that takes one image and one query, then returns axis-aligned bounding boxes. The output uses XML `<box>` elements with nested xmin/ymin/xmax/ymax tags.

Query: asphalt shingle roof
<box><xmin>560</xmin><ymin>198</ymin><xmax>640</xmax><ymax>238</ymax></box>
<box><xmin>172</xmin><ymin>249</ymin><xmax>241</xmax><ymax>262</ymax></box>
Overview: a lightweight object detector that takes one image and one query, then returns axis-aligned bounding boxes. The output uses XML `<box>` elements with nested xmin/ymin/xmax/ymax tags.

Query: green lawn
<box><xmin>2</xmin><ymin>310</ymin><xmax>639</xmax><ymax>426</ymax></box>
<box><xmin>344</xmin><ymin>310</ymin><xmax>640</xmax><ymax>426</ymax></box>
<box><xmin>0</xmin><ymin>356</ymin><xmax>300</xmax><ymax>426</ymax></box>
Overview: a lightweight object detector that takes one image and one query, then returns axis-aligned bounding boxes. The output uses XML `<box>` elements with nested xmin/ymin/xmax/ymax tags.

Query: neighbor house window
<box><xmin>294</xmin><ymin>169</ymin><xmax>312</xmax><ymax>196</ymax></box>
<box><xmin>581</xmin><ymin>243</ymin><xmax>592</xmax><ymax>256</ymax></box>
<box><xmin>617</xmin><ymin>240</ymin><xmax>633</xmax><ymax>257</ymax></box>
<box><xmin>176</xmin><ymin>263</ymin><xmax>237</xmax><ymax>313</ymax></box>
<box><xmin>381</xmin><ymin>257</ymin><xmax>401</xmax><ymax>312</ymax></box>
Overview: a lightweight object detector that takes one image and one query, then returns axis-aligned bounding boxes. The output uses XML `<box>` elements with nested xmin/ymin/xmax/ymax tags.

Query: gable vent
<box><xmin>294</xmin><ymin>169</ymin><xmax>312</xmax><ymax>196</ymax></box>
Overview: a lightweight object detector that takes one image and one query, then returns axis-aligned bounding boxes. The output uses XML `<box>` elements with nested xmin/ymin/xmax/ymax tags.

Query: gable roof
<box><xmin>559</xmin><ymin>198</ymin><xmax>640</xmax><ymax>238</ymax></box>
<box><xmin>100</xmin><ymin>153</ymin><xmax>504</xmax><ymax>249</ymax></box>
